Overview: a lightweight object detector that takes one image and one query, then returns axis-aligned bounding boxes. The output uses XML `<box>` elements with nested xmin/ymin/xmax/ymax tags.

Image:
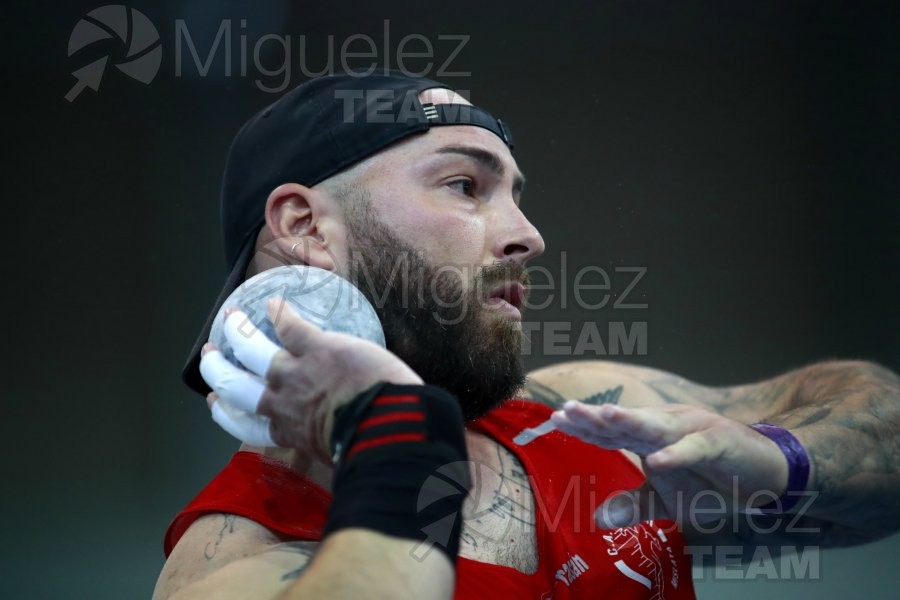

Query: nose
<box><xmin>492</xmin><ymin>205</ymin><xmax>545</xmax><ymax>265</ymax></box>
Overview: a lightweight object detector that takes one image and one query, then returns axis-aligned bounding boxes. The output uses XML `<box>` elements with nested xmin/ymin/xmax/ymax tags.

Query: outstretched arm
<box><xmin>525</xmin><ymin>359</ymin><xmax>900</xmax><ymax>546</ymax></box>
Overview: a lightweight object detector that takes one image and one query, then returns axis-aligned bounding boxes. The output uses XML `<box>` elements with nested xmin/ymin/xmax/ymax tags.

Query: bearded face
<box><xmin>341</xmin><ymin>193</ymin><xmax>529</xmax><ymax>421</ymax></box>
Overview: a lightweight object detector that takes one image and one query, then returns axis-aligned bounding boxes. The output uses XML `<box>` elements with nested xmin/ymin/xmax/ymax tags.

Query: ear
<box><xmin>264</xmin><ymin>183</ymin><xmax>337</xmax><ymax>271</ymax></box>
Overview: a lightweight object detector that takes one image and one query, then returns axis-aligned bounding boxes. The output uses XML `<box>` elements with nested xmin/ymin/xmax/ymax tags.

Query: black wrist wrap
<box><xmin>323</xmin><ymin>383</ymin><xmax>471</xmax><ymax>562</ymax></box>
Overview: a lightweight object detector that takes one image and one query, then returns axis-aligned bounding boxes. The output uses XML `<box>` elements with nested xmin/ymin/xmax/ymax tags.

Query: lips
<box><xmin>486</xmin><ymin>281</ymin><xmax>527</xmax><ymax>319</ymax></box>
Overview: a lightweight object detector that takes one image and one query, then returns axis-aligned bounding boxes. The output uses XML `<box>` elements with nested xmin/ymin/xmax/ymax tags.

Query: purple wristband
<box><xmin>748</xmin><ymin>422</ymin><xmax>811</xmax><ymax>513</ymax></box>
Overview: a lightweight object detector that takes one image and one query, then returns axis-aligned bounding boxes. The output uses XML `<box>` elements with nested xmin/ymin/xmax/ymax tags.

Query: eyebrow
<box><xmin>435</xmin><ymin>144</ymin><xmax>526</xmax><ymax>197</ymax></box>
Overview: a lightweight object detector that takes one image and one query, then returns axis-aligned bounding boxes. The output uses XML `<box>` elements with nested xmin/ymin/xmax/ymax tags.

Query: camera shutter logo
<box><xmin>66</xmin><ymin>5</ymin><xmax>161</xmax><ymax>102</ymax></box>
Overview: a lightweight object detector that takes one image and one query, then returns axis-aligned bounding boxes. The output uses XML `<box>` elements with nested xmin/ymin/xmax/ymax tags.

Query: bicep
<box><xmin>523</xmin><ymin>361</ymin><xmax>655</xmax><ymax>407</ymax></box>
<box><xmin>153</xmin><ymin>513</ymin><xmax>317</xmax><ymax>600</ymax></box>
<box><xmin>525</xmin><ymin>360</ymin><xmax>710</xmax><ymax>411</ymax></box>
<box><xmin>526</xmin><ymin>360</ymin><xmax>770</xmax><ymax>422</ymax></box>
<box><xmin>167</xmin><ymin>540</ymin><xmax>317</xmax><ymax>600</ymax></box>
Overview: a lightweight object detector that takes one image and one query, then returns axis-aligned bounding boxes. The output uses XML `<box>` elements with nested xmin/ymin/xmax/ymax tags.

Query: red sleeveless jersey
<box><xmin>166</xmin><ymin>400</ymin><xmax>696</xmax><ymax>599</ymax></box>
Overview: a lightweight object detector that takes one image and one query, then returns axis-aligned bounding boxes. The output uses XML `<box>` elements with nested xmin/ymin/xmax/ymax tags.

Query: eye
<box><xmin>446</xmin><ymin>178</ymin><xmax>476</xmax><ymax>197</ymax></box>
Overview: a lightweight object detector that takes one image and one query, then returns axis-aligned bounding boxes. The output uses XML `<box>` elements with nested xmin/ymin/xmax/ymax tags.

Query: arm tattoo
<box><xmin>522</xmin><ymin>379</ymin><xmax>567</xmax><ymax>407</ymax></box>
<box><xmin>579</xmin><ymin>385</ymin><xmax>623</xmax><ymax>406</ymax></box>
<box><xmin>769</xmin><ymin>362</ymin><xmax>900</xmax><ymax>531</ymax></box>
<box><xmin>522</xmin><ymin>378</ymin><xmax>623</xmax><ymax>408</ymax></box>
<box><xmin>204</xmin><ymin>515</ymin><xmax>236</xmax><ymax>560</ymax></box>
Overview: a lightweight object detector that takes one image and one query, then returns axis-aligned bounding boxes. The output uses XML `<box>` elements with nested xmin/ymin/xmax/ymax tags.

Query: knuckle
<box><xmin>269</xmin><ymin>420</ymin><xmax>287</xmax><ymax>447</ymax></box>
<box><xmin>683</xmin><ymin>431</ymin><xmax>713</xmax><ymax>454</ymax></box>
<box><xmin>265</xmin><ymin>350</ymin><xmax>291</xmax><ymax>381</ymax></box>
<box><xmin>256</xmin><ymin>388</ymin><xmax>278</xmax><ymax>417</ymax></box>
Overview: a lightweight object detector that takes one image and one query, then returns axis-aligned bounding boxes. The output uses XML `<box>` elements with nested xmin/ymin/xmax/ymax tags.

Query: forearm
<box><xmin>280</xmin><ymin>529</ymin><xmax>454</xmax><ymax>600</ymax></box>
<box><xmin>752</xmin><ymin>361</ymin><xmax>900</xmax><ymax>532</ymax></box>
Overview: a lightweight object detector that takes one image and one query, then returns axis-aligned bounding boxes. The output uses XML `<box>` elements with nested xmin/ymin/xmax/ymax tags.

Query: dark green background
<box><xmin>6</xmin><ymin>1</ymin><xmax>898</xmax><ymax>598</ymax></box>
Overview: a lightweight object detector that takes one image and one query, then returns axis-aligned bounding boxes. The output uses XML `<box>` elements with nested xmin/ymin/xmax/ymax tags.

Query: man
<box><xmin>154</xmin><ymin>72</ymin><xmax>900</xmax><ymax>599</ymax></box>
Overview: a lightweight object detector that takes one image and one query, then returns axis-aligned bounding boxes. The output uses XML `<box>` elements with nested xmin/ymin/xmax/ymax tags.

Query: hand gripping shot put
<box><xmin>201</xmin><ymin>265</ymin><xmax>385</xmax><ymax>447</ymax></box>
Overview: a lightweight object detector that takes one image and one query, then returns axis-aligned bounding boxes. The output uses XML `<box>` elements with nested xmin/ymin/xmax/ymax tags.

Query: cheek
<box><xmin>367</xmin><ymin>177</ymin><xmax>490</xmax><ymax>266</ymax></box>
<box><xmin>421</xmin><ymin>214</ymin><xmax>487</xmax><ymax>266</ymax></box>
<box><xmin>389</xmin><ymin>205</ymin><xmax>488</xmax><ymax>266</ymax></box>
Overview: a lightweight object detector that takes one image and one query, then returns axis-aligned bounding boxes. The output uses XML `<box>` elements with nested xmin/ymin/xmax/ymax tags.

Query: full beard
<box><xmin>342</xmin><ymin>195</ymin><xmax>528</xmax><ymax>421</ymax></box>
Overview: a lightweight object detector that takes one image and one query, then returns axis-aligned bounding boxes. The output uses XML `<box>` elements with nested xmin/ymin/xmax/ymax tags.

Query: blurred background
<box><xmin>5</xmin><ymin>1</ymin><xmax>898</xmax><ymax>598</ymax></box>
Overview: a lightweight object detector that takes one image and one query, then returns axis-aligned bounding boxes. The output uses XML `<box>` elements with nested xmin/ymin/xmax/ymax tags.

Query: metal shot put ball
<box><xmin>209</xmin><ymin>265</ymin><xmax>385</xmax><ymax>367</ymax></box>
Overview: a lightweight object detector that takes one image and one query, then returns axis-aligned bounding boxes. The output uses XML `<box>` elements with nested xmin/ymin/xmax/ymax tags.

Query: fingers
<box><xmin>210</xmin><ymin>395</ymin><xmax>276</xmax><ymax>447</ymax></box>
<box><xmin>267</xmin><ymin>298</ymin><xmax>323</xmax><ymax>355</ymax></box>
<box><xmin>551</xmin><ymin>401</ymin><xmax>721</xmax><ymax>458</ymax></box>
<box><xmin>645</xmin><ymin>431</ymin><xmax>714</xmax><ymax>471</ymax></box>
<box><xmin>200</xmin><ymin>345</ymin><xmax>266</xmax><ymax>413</ymax></box>
<box><xmin>551</xmin><ymin>402</ymin><xmax>679</xmax><ymax>456</ymax></box>
<box><xmin>224</xmin><ymin>309</ymin><xmax>282</xmax><ymax>378</ymax></box>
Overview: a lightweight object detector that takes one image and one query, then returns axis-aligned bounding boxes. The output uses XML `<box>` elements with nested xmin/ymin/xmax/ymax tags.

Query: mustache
<box><xmin>477</xmin><ymin>260</ymin><xmax>530</xmax><ymax>297</ymax></box>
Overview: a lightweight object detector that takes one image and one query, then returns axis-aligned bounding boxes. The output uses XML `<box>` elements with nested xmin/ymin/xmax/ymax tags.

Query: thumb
<box><xmin>595</xmin><ymin>482</ymin><xmax>666</xmax><ymax>529</ymax></box>
<box><xmin>268</xmin><ymin>298</ymin><xmax>322</xmax><ymax>354</ymax></box>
